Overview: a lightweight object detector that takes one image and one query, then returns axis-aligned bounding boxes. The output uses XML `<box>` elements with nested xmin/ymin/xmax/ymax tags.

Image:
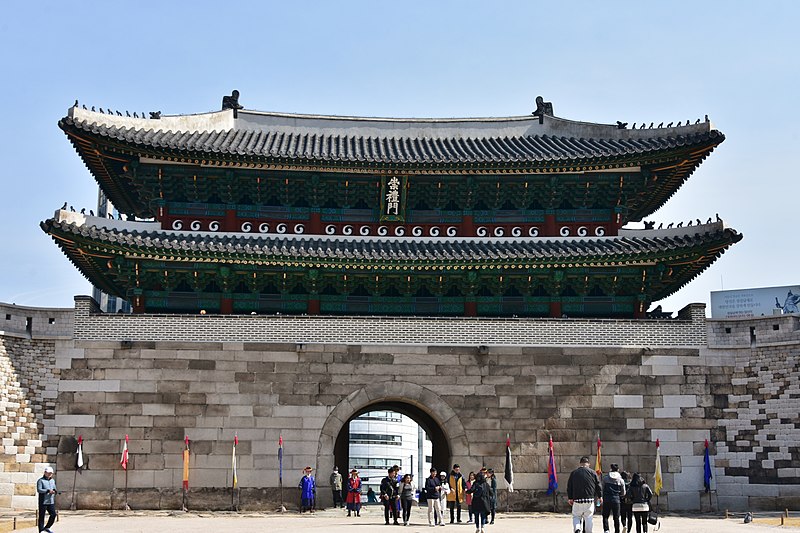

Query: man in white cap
<box><xmin>37</xmin><ymin>466</ymin><xmax>57</xmax><ymax>532</ymax></box>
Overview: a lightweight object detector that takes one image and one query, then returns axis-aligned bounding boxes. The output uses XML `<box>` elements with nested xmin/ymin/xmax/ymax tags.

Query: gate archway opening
<box><xmin>333</xmin><ymin>401</ymin><xmax>453</xmax><ymax>488</ymax></box>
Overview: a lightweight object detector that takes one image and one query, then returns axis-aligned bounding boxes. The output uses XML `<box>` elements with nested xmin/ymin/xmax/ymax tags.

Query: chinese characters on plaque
<box><xmin>380</xmin><ymin>175</ymin><xmax>407</xmax><ymax>222</ymax></box>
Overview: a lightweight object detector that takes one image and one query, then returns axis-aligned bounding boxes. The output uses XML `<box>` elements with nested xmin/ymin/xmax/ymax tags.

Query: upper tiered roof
<box><xmin>60</xmin><ymin>101</ymin><xmax>724</xmax><ymax>219</ymax></box>
<box><xmin>62</xmin><ymin>105</ymin><xmax>722</xmax><ymax>167</ymax></box>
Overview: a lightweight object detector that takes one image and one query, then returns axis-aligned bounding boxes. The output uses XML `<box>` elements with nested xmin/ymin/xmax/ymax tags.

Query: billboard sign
<box><xmin>710</xmin><ymin>285</ymin><xmax>800</xmax><ymax>319</ymax></box>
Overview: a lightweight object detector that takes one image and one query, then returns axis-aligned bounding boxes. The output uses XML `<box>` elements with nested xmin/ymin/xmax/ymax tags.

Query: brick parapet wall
<box><xmin>0</xmin><ymin>303</ymin><xmax>73</xmax><ymax>340</ymax></box>
<box><xmin>73</xmin><ymin>296</ymin><xmax>708</xmax><ymax>347</ymax></box>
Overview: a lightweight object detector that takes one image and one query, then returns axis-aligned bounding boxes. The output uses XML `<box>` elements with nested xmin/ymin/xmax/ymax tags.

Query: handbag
<box><xmin>648</xmin><ymin>510</ymin><xmax>659</xmax><ymax>525</ymax></box>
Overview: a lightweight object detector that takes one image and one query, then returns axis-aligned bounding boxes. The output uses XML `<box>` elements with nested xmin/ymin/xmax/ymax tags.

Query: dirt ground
<box><xmin>7</xmin><ymin>507</ymin><xmax>800</xmax><ymax>533</ymax></box>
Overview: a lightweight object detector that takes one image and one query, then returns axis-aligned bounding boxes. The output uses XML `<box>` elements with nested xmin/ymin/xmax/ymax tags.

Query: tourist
<box><xmin>330</xmin><ymin>466</ymin><xmax>344</xmax><ymax>509</ymax></box>
<box><xmin>567</xmin><ymin>456</ymin><xmax>602</xmax><ymax>533</ymax></box>
<box><xmin>447</xmin><ymin>463</ymin><xmax>465</xmax><ymax>523</ymax></box>
<box><xmin>438</xmin><ymin>471</ymin><xmax>451</xmax><ymax>523</ymax></box>
<box><xmin>486</xmin><ymin>468</ymin><xmax>497</xmax><ymax>525</ymax></box>
<box><xmin>628</xmin><ymin>473</ymin><xmax>653</xmax><ymax>533</ymax></box>
<box><xmin>620</xmin><ymin>472</ymin><xmax>633</xmax><ymax>533</ymax></box>
<box><xmin>37</xmin><ymin>466</ymin><xmax>57</xmax><ymax>533</ymax></box>
<box><xmin>346</xmin><ymin>469</ymin><xmax>362</xmax><ymax>517</ymax></box>
<box><xmin>298</xmin><ymin>466</ymin><xmax>316</xmax><ymax>513</ymax></box>
<box><xmin>601</xmin><ymin>464</ymin><xmax>626</xmax><ymax>533</ymax></box>
<box><xmin>424</xmin><ymin>467</ymin><xmax>444</xmax><ymax>527</ymax></box>
<box><xmin>465</xmin><ymin>472</ymin><xmax>476</xmax><ymax>524</ymax></box>
<box><xmin>400</xmin><ymin>473</ymin><xmax>416</xmax><ymax>525</ymax></box>
<box><xmin>367</xmin><ymin>487</ymin><xmax>377</xmax><ymax>503</ymax></box>
<box><xmin>381</xmin><ymin>467</ymin><xmax>401</xmax><ymax>525</ymax></box>
<box><xmin>466</xmin><ymin>470</ymin><xmax>491</xmax><ymax>533</ymax></box>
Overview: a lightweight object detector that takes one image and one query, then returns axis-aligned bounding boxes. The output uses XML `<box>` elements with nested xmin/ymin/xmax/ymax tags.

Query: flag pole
<box><xmin>182</xmin><ymin>436</ymin><xmax>189</xmax><ymax>512</ymax></box>
<box><xmin>279</xmin><ymin>435</ymin><xmax>285</xmax><ymax>512</ymax></box>
<box><xmin>71</xmin><ymin>435</ymin><xmax>81</xmax><ymax>511</ymax></box>
<box><xmin>124</xmin><ymin>468</ymin><xmax>130</xmax><ymax>510</ymax></box>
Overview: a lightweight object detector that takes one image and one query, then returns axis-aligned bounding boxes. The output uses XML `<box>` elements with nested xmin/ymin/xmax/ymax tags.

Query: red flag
<box><xmin>120</xmin><ymin>434</ymin><xmax>129</xmax><ymax>470</ymax></box>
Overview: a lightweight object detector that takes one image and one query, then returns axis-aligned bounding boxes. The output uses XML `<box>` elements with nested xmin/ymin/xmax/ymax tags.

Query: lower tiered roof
<box><xmin>42</xmin><ymin>210</ymin><xmax>742</xmax><ymax>313</ymax></box>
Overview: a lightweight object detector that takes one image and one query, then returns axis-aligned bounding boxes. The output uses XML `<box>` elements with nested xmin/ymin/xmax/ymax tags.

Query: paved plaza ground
<box><xmin>6</xmin><ymin>508</ymin><xmax>799</xmax><ymax>533</ymax></box>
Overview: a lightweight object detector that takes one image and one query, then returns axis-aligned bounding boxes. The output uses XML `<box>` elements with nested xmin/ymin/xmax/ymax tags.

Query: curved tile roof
<box><xmin>41</xmin><ymin>216</ymin><xmax>741</xmax><ymax>268</ymax></box>
<box><xmin>61</xmin><ymin>109</ymin><xmax>723</xmax><ymax>167</ymax></box>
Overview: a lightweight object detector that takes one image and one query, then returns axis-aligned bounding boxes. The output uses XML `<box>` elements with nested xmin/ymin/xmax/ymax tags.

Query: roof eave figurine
<box><xmin>222</xmin><ymin>90</ymin><xmax>244</xmax><ymax>118</ymax></box>
<box><xmin>532</xmin><ymin>95</ymin><xmax>554</xmax><ymax>123</ymax></box>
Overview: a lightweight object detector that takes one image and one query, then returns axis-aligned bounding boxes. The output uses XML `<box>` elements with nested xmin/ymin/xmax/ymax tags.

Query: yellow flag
<box><xmin>595</xmin><ymin>438</ymin><xmax>602</xmax><ymax>477</ymax></box>
<box><xmin>232</xmin><ymin>435</ymin><xmax>238</xmax><ymax>488</ymax></box>
<box><xmin>654</xmin><ymin>440</ymin><xmax>663</xmax><ymax>496</ymax></box>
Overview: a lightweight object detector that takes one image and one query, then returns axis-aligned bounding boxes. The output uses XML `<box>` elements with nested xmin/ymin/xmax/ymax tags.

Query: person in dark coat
<box><xmin>487</xmin><ymin>468</ymin><xmax>498</xmax><ymax>525</ymax></box>
<box><xmin>466</xmin><ymin>471</ymin><xmax>491</xmax><ymax>533</ymax></box>
<box><xmin>620</xmin><ymin>471</ymin><xmax>633</xmax><ymax>533</ymax></box>
<box><xmin>380</xmin><ymin>467</ymin><xmax>400</xmax><ymax>525</ymax></box>
<box><xmin>629</xmin><ymin>473</ymin><xmax>653</xmax><ymax>533</ymax></box>
<box><xmin>567</xmin><ymin>456</ymin><xmax>602</xmax><ymax>533</ymax></box>
<box><xmin>601</xmin><ymin>463</ymin><xmax>626</xmax><ymax>533</ymax></box>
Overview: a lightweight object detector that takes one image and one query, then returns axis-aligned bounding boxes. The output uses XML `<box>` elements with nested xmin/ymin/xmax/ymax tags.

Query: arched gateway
<box><xmin>315</xmin><ymin>381</ymin><xmax>467</xmax><ymax>505</ymax></box>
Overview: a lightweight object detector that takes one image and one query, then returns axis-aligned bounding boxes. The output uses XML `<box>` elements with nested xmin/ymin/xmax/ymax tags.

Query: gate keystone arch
<box><xmin>316</xmin><ymin>381</ymin><xmax>468</xmax><ymax>502</ymax></box>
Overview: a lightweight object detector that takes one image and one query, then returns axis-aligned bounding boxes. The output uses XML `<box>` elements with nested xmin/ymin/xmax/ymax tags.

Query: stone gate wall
<box><xmin>0</xmin><ymin>303</ymin><xmax>72</xmax><ymax>508</ymax></box>
<box><xmin>1</xmin><ymin>298</ymin><xmax>798</xmax><ymax>512</ymax></box>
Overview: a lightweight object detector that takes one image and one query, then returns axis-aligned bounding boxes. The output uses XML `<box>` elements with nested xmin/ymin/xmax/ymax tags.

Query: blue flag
<box><xmin>278</xmin><ymin>435</ymin><xmax>284</xmax><ymax>484</ymax></box>
<box><xmin>703</xmin><ymin>439</ymin><xmax>712</xmax><ymax>492</ymax></box>
<box><xmin>546</xmin><ymin>437</ymin><xmax>558</xmax><ymax>495</ymax></box>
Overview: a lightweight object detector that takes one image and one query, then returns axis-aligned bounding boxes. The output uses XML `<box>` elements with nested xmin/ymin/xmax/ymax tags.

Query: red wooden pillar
<box><xmin>544</xmin><ymin>213</ymin><xmax>557</xmax><ymax>236</ymax></box>
<box><xmin>308</xmin><ymin>297</ymin><xmax>320</xmax><ymax>315</ymax></box>
<box><xmin>462</xmin><ymin>214</ymin><xmax>474</xmax><ymax>237</ymax></box>
<box><xmin>225</xmin><ymin>209</ymin><xmax>238</xmax><ymax>232</ymax></box>
<box><xmin>464</xmin><ymin>298</ymin><xmax>477</xmax><ymax>317</ymax></box>
<box><xmin>133</xmin><ymin>293</ymin><xmax>146</xmax><ymax>314</ymax></box>
<box><xmin>309</xmin><ymin>211</ymin><xmax>322</xmax><ymax>234</ymax></box>
<box><xmin>220</xmin><ymin>295</ymin><xmax>233</xmax><ymax>314</ymax></box>
<box><xmin>549</xmin><ymin>300</ymin><xmax>562</xmax><ymax>318</ymax></box>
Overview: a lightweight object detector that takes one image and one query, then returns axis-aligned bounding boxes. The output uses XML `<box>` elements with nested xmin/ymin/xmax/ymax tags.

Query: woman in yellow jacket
<box><xmin>446</xmin><ymin>464</ymin><xmax>466</xmax><ymax>523</ymax></box>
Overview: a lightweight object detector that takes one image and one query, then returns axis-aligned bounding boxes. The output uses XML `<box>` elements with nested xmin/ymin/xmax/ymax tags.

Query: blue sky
<box><xmin>1</xmin><ymin>0</ymin><xmax>798</xmax><ymax>313</ymax></box>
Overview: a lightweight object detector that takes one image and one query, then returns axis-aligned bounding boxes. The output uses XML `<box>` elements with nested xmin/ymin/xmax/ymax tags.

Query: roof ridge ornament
<box><xmin>532</xmin><ymin>96</ymin><xmax>554</xmax><ymax>124</ymax></box>
<box><xmin>222</xmin><ymin>90</ymin><xmax>244</xmax><ymax>118</ymax></box>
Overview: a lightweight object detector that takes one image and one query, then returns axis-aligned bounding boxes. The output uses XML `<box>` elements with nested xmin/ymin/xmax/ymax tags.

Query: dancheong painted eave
<box><xmin>41</xmin><ymin>210</ymin><xmax>742</xmax><ymax>303</ymax></box>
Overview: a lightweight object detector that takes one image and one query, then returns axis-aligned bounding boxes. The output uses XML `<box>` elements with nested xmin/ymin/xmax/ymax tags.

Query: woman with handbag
<box><xmin>629</xmin><ymin>473</ymin><xmax>653</xmax><ymax>533</ymax></box>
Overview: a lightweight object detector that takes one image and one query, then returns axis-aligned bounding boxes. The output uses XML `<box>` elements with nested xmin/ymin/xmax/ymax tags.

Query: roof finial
<box><xmin>222</xmin><ymin>89</ymin><xmax>244</xmax><ymax>118</ymax></box>
<box><xmin>532</xmin><ymin>96</ymin><xmax>554</xmax><ymax>122</ymax></box>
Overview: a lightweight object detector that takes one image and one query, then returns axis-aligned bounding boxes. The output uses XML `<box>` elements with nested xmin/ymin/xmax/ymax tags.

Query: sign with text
<box><xmin>710</xmin><ymin>285</ymin><xmax>800</xmax><ymax>319</ymax></box>
<box><xmin>380</xmin><ymin>175</ymin><xmax>408</xmax><ymax>223</ymax></box>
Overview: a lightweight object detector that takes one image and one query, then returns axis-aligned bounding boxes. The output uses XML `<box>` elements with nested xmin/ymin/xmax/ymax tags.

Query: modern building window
<box><xmin>356</xmin><ymin>410</ymin><xmax>402</xmax><ymax>422</ymax></box>
<box><xmin>350</xmin><ymin>433</ymin><xmax>402</xmax><ymax>445</ymax></box>
<box><xmin>350</xmin><ymin>457</ymin><xmax>402</xmax><ymax>470</ymax></box>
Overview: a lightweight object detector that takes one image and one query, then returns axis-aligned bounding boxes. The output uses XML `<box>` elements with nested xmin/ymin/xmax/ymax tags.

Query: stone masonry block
<box><xmin>613</xmin><ymin>395</ymin><xmax>643</xmax><ymax>408</ymax></box>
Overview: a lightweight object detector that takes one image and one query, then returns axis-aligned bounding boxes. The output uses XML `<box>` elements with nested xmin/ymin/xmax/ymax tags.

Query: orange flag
<box><xmin>183</xmin><ymin>436</ymin><xmax>190</xmax><ymax>490</ymax></box>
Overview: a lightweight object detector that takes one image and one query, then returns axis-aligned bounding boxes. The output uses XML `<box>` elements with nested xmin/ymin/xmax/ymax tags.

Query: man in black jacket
<box><xmin>567</xmin><ymin>456</ymin><xmax>602</xmax><ymax>533</ymax></box>
<box><xmin>380</xmin><ymin>467</ymin><xmax>400</xmax><ymax>525</ymax></box>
